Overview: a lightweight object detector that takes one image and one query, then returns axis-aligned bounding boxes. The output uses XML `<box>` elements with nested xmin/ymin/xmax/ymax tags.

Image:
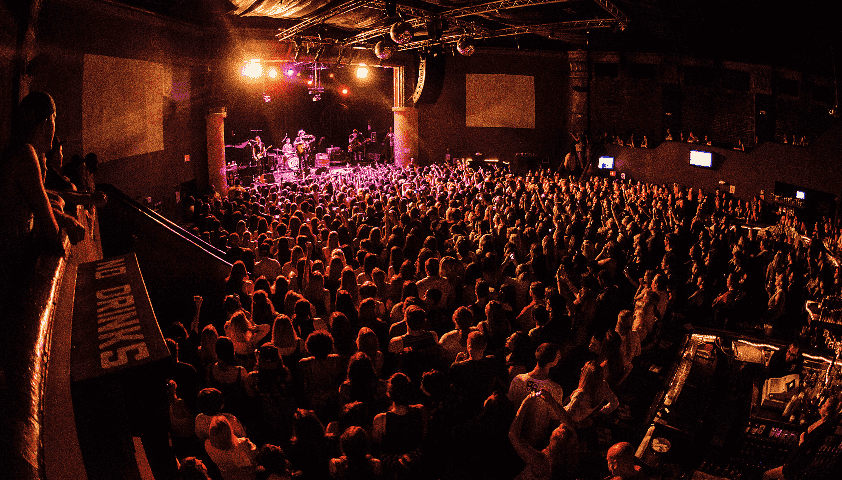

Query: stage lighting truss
<box><xmin>275</xmin><ymin>0</ymin><xmax>630</xmax><ymax>57</ymax></box>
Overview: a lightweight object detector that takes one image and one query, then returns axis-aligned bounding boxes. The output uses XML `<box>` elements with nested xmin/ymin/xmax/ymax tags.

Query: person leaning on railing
<box><xmin>0</xmin><ymin>92</ymin><xmax>85</xmax><ymax>278</ymax></box>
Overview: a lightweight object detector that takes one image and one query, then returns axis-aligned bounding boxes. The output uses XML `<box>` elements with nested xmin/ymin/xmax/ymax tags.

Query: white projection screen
<box><xmin>83</xmin><ymin>54</ymin><xmax>167</xmax><ymax>162</ymax></box>
<box><xmin>466</xmin><ymin>74</ymin><xmax>535</xmax><ymax>128</ymax></box>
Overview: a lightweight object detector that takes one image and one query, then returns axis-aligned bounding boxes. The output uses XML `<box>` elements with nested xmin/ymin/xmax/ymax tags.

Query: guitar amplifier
<box><xmin>315</xmin><ymin>153</ymin><xmax>329</xmax><ymax>168</ymax></box>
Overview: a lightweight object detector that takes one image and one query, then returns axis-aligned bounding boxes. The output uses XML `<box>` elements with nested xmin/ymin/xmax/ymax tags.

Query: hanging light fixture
<box><xmin>374</xmin><ymin>39</ymin><xmax>395</xmax><ymax>60</ymax></box>
<box><xmin>456</xmin><ymin>36</ymin><xmax>475</xmax><ymax>56</ymax></box>
<box><xmin>390</xmin><ymin>20</ymin><xmax>413</xmax><ymax>44</ymax></box>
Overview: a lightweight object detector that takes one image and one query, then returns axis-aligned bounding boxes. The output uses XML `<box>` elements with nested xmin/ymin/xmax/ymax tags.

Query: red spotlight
<box><xmin>341</xmin><ymin>87</ymin><xmax>349</xmax><ymax>95</ymax></box>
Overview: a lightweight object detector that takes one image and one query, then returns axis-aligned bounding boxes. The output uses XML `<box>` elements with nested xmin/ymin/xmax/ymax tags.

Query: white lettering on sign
<box><xmin>95</xmin><ymin>258</ymin><xmax>127</xmax><ymax>279</ymax></box>
<box><xmin>96</xmin><ymin>284</ymin><xmax>131</xmax><ymax>300</ymax></box>
<box><xmin>96</xmin><ymin>294</ymin><xmax>135</xmax><ymax>314</ymax></box>
<box><xmin>100</xmin><ymin>342</ymin><xmax>150</xmax><ymax>369</ymax></box>
<box><xmin>92</xmin><ymin>258</ymin><xmax>151</xmax><ymax>371</ymax></box>
<box><xmin>99</xmin><ymin>324</ymin><xmax>144</xmax><ymax>349</ymax></box>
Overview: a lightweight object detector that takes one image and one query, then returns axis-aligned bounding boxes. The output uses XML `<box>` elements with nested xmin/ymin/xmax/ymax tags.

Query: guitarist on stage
<box><xmin>294</xmin><ymin>129</ymin><xmax>315</xmax><ymax>170</ymax></box>
<box><xmin>348</xmin><ymin>129</ymin><xmax>366</xmax><ymax>164</ymax></box>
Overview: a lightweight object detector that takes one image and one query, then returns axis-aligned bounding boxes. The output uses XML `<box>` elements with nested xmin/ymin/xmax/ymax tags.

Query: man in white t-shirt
<box><xmin>507</xmin><ymin>342</ymin><xmax>564</xmax><ymax>409</ymax></box>
<box><xmin>253</xmin><ymin>241</ymin><xmax>282</xmax><ymax>281</ymax></box>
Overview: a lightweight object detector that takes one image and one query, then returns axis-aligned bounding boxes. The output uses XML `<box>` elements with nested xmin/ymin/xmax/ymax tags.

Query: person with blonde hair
<box><xmin>204</xmin><ymin>416</ymin><xmax>258</xmax><ymax>480</ymax></box>
<box><xmin>225</xmin><ymin>310</ymin><xmax>271</xmax><ymax>369</ymax></box>
<box><xmin>271</xmin><ymin>314</ymin><xmax>301</xmax><ymax>357</ymax></box>
<box><xmin>565</xmin><ymin>360</ymin><xmax>619</xmax><ymax>426</ymax></box>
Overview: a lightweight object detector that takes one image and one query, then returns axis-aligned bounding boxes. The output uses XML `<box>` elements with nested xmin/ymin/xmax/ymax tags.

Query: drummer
<box><xmin>281</xmin><ymin>137</ymin><xmax>297</xmax><ymax>170</ymax></box>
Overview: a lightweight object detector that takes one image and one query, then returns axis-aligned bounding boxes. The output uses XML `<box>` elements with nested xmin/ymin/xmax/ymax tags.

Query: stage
<box><xmin>225</xmin><ymin>161</ymin><xmax>399</xmax><ymax>191</ymax></box>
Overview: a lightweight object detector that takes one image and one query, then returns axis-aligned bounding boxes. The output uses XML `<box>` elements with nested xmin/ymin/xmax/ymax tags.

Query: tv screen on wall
<box><xmin>689</xmin><ymin>150</ymin><xmax>713</xmax><ymax>168</ymax></box>
<box><xmin>597</xmin><ymin>156</ymin><xmax>614</xmax><ymax>169</ymax></box>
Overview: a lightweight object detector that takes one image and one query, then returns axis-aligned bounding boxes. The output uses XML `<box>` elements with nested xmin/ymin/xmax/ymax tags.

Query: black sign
<box><xmin>71</xmin><ymin>254</ymin><xmax>168</xmax><ymax>382</ymax></box>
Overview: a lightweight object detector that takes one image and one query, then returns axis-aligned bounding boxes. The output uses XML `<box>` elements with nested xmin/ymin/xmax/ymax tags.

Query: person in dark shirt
<box><xmin>449</xmin><ymin>331</ymin><xmax>501</xmax><ymax>418</ymax></box>
<box><xmin>165</xmin><ymin>338</ymin><xmax>199</xmax><ymax>413</ymax></box>
<box><xmin>766</xmin><ymin>341</ymin><xmax>803</xmax><ymax>379</ymax></box>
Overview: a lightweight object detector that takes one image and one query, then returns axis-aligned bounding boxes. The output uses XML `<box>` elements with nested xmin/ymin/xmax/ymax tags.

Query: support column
<box><xmin>392</xmin><ymin>66</ymin><xmax>417</xmax><ymax>167</ymax></box>
<box><xmin>206</xmin><ymin>107</ymin><xmax>227</xmax><ymax>196</ymax></box>
<box><xmin>393</xmin><ymin>107</ymin><xmax>417</xmax><ymax>168</ymax></box>
<box><xmin>568</xmin><ymin>49</ymin><xmax>589</xmax><ymax>138</ymax></box>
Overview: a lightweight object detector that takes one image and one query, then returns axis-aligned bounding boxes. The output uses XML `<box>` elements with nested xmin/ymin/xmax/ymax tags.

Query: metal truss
<box><xmin>276</xmin><ymin>0</ymin><xmax>628</xmax><ymax>51</ymax></box>
<box><xmin>340</xmin><ymin>1</ymin><xmax>490</xmax><ymax>48</ymax></box>
<box><xmin>447</xmin><ymin>0</ymin><xmax>575</xmax><ymax>18</ymax></box>
<box><xmin>394</xmin><ymin>18</ymin><xmax>616</xmax><ymax>51</ymax></box>
<box><xmin>591</xmin><ymin>0</ymin><xmax>629</xmax><ymax>27</ymax></box>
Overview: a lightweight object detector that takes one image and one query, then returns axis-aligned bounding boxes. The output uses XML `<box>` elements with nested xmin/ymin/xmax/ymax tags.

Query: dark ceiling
<box><xmin>113</xmin><ymin>0</ymin><xmax>841</xmax><ymax>75</ymax></box>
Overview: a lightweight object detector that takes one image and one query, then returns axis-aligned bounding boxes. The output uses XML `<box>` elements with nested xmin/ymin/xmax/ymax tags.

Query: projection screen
<box><xmin>83</xmin><ymin>54</ymin><xmax>167</xmax><ymax>162</ymax></box>
<box><xmin>466</xmin><ymin>74</ymin><xmax>535</xmax><ymax>128</ymax></box>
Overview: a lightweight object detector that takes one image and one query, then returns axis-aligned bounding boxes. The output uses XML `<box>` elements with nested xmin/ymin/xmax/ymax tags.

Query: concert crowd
<box><xmin>160</xmin><ymin>159</ymin><xmax>842</xmax><ymax>480</ymax></box>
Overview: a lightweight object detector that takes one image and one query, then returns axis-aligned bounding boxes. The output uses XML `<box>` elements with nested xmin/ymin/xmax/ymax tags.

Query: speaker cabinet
<box><xmin>411</xmin><ymin>51</ymin><xmax>446</xmax><ymax>105</ymax></box>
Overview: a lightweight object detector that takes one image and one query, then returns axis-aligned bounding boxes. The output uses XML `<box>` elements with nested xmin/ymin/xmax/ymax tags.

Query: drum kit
<box><xmin>227</xmin><ymin>131</ymin><xmax>324</xmax><ymax>186</ymax></box>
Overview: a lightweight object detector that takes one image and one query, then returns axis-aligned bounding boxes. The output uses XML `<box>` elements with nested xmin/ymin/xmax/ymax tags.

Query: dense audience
<box><xmin>161</xmin><ymin>159</ymin><xmax>842</xmax><ymax>479</ymax></box>
<box><xmin>5</xmin><ymin>92</ymin><xmax>839</xmax><ymax>480</ymax></box>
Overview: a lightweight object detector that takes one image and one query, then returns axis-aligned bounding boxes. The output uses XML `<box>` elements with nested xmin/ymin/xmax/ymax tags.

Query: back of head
<box><xmin>294</xmin><ymin>298</ymin><xmax>312</xmax><ymax>318</ymax></box>
<box><xmin>606</xmin><ymin>441</ymin><xmax>637</xmax><ymax>477</ymax></box>
<box><xmin>13</xmin><ymin>91</ymin><xmax>55</xmax><ymax>141</ymax></box>
<box><xmin>452</xmin><ymin>306</ymin><xmax>475</xmax><ymax>332</ymax></box>
<box><xmin>208</xmin><ymin>416</ymin><xmax>235</xmax><ymax>450</ymax></box>
<box><xmin>535</xmin><ymin>342</ymin><xmax>561</xmax><ymax>367</ymax></box>
<box><xmin>257</xmin><ymin>444</ymin><xmax>289</xmax><ymax>477</ymax></box>
<box><xmin>293</xmin><ymin>408</ymin><xmax>325</xmax><ymax>442</ymax></box>
<box><xmin>467</xmin><ymin>330</ymin><xmax>487</xmax><ymax>354</ymax></box>
<box><xmin>340</xmin><ymin>425</ymin><xmax>371</xmax><ymax>459</ymax></box>
<box><xmin>215</xmin><ymin>336</ymin><xmax>236</xmax><ymax>364</ymax></box>
<box><xmin>347</xmin><ymin>351</ymin><xmax>375</xmax><ymax>384</ymax></box>
<box><xmin>178</xmin><ymin>457</ymin><xmax>211</xmax><ymax>480</ymax></box>
<box><xmin>196</xmin><ymin>388</ymin><xmax>224</xmax><ymax>415</ymax></box>
<box><xmin>404</xmin><ymin>304</ymin><xmax>427</xmax><ymax>331</ymax></box>
<box><xmin>387</xmin><ymin>372</ymin><xmax>415</xmax><ymax>406</ymax></box>
<box><xmin>305</xmin><ymin>330</ymin><xmax>334</xmax><ymax>359</ymax></box>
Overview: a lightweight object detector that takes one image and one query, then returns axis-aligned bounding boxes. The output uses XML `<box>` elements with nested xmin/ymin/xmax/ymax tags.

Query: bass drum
<box><xmin>285</xmin><ymin>153</ymin><xmax>299</xmax><ymax>171</ymax></box>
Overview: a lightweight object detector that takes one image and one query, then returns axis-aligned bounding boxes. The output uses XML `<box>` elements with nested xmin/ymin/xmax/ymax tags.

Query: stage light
<box><xmin>241</xmin><ymin>59</ymin><xmax>263</xmax><ymax>79</ymax></box>
<box><xmin>390</xmin><ymin>21</ymin><xmax>413</xmax><ymax>44</ymax></box>
<box><xmin>329</xmin><ymin>72</ymin><xmax>335</xmax><ymax>79</ymax></box>
<box><xmin>374</xmin><ymin>40</ymin><xmax>394</xmax><ymax>60</ymax></box>
<box><xmin>356</xmin><ymin>65</ymin><xmax>369</xmax><ymax>79</ymax></box>
<box><xmin>285</xmin><ymin>68</ymin><xmax>295</xmax><ymax>77</ymax></box>
<box><xmin>267</xmin><ymin>67</ymin><xmax>278</xmax><ymax>79</ymax></box>
<box><xmin>456</xmin><ymin>36</ymin><xmax>475</xmax><ymax>56</ymax></box>
<box><xmin>341</xmin><ymin>87</ymin><xmax>349</xmax><ymax>95</ymax></box>
<box><xmin>263</xmin><ymin>94</ymin><xmax>271</xmax><ymax>102</ymax></box>
<box><xmin>307</xmin><ymin>78</ymin><xmax>313</xmax><ymax>86</ymax></box>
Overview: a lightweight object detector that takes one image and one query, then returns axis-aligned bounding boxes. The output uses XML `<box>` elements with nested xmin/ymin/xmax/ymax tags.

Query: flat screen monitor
<box><xmin>796</xmin><ymin>191</ymin><xmax>805</xmax><ymax>200</ymax></box>
<box><xmin>598</xmin><ymin>156</ymin><xmax>614</xmax><ymax>169</ymax></box>
<box><xmin>690</xmin><ymin>150</ymin><xmax>713</xmax><ymax>168</ymax></box>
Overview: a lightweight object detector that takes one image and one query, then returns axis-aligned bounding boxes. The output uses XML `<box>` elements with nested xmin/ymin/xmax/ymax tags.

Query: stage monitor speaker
<box><xmin>411</xmin><ymin>50</ymin><xmax>446</xmax><ymax>105</ymax></box>
<box><xmin>328</xmin><ymin>148</ymin><xmax>345</xmax><ymax>164</ymax></box>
